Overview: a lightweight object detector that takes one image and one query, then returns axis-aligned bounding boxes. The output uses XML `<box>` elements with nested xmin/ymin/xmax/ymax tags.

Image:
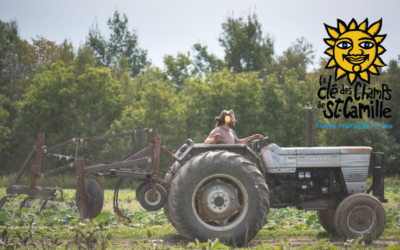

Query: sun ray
<box><xmin>325</xmin><ymin>48</ymin><xmax>334</xmax><ymax>56</ymax></box>
<box><xmin>367</xmin><ymin>19</ymin><xmax>382</xmax><ymax>36</ymax></box>
<box><xmin>325</xmin><ymin>25</ymin><xmax>339</xmax><ymax>39</ymax></box>
<box><xmin>324</xmin><ymin>39</ymin><xmax>335</xmax><ymax>46</ymax></box>
<box><xmin>374</xmin><ymin>57</ymin><xmax>386</xmax><ymax>67</ymax></box>
<box><xmin>358</xmin><ymin>19</ymin><xmax>368</xmax><ymax>31</ymax></box>
<box><xmin>348</xmin><ymin>73</ymin><xmax>356</xmax><ymax>84</ymax></box>
<box><xmin>378</xmin><ymin>46</ymin><xmax>386</xmax><ymax>55</ymax></box>
<box><xmin>326</xmin><ymin>58</ymin><xmax>336</xmax><ymax>68</ymax></box>
<box><xmin>368</xmin><ymin>65</ymin><xmax>379</xmax><ymax>75</ymax></box>
<box><xmin>349</xmin><ymin>19</ymin><xmax>358</xmax><ymax>30</ymax></box>
<box><xmin>374</xmin><ymin>35</ymin><xmax>386</xmax><ymax>44</ymax></box>
<box><xmin>336</xmin><ymin>68</ymin><xmax>346</xmax><ymax>80</ymax></box>
<box><xmin>360</xmin><ymin>71</ymin><xmax>369</xmax><ymax>82</ymax></box>
<box><xmin>338</xmin><ymin>19</ymin><xmax>347</xmax><ymax>34</ymax></box>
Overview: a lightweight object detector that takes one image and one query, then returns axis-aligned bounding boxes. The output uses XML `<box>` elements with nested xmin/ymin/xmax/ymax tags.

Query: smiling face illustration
<box><xmin>335</xmin><ymin>30</ymin><xmax>377</xmax><ymax>72</ymax></box>
<box><xmin>324</xmin><ymin>19</ymin><xmax>386</xmax><ymax>84</ymax></box>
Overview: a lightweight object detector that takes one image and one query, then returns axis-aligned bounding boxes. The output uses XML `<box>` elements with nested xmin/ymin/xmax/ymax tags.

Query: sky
<box><xmin>1</xmin><ymin>0</ymin><xmax>400</xmax><ymax>71</ymax></box>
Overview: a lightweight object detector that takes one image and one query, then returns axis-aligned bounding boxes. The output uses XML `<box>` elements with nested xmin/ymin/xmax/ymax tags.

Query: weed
<box><xmin>0</xmin><ymin>186</ymin><xmax>399</xmax><ymax>249</ymax></box>
<box><xmin>186</xmin><ymin>238</ymin><xmax>229</xmax><ymax>249</ymax></box>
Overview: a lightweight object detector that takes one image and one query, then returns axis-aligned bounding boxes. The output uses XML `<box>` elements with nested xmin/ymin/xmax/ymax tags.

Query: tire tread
<box><xmin>168</xmin><ymin>151</ymin><xmax>269</xmax><ymax>246</ymax></box>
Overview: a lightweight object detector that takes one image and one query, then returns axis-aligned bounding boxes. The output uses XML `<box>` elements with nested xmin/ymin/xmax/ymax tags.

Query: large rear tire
<box><xmin>168</xmin><ymin>151</ymin><xmax>269</xmax><ymax>246</ymax></box>
<box><xmin>334</xmin><ymin>193</ymin><xmax>386</xmax><ymax>243</ymax></box>
<box><xmin>317</xmin><ymin>208</ymin><xmax>336</xmax><ymax>234</ymax></box>
<box><xmin>164</xmin><ymin>161</ymin><xmax>182</xmax><ymax>194</ymax></box>
<box><xmin>163</xmin><ymin>161</ymin><xmax>182</xmax><ymax>228</ymax></box>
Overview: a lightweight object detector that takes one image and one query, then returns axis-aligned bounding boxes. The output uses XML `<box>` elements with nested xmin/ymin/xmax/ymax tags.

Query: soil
<box><xmin>114</xmin><ymin>236</ymin><xmax>400</xmax><ymax>249</ymax></box>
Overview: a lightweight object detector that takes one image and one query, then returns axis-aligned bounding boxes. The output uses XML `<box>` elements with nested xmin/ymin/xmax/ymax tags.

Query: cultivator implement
<box><xmin>0</xmin><ymin>129</ymin><xmax>179</xmax><ymax>219</ymax></box>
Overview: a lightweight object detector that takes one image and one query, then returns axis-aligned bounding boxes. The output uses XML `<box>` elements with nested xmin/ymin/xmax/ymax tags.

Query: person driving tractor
<box><xmin>204</xmin><ymin>109</ymin><xmax>263</xmax><ymax>144</ymax></box>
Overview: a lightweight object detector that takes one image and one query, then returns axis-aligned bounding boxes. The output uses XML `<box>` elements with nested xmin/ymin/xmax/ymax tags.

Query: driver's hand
<box><xmin>214</xmin><ymin>133</ymin><xmax>223</xmax><ymax>141</ymax></box>
<box><xmin>251</xmin><ymin>134</ymin><xmax>263</xmax><ymax>140</ymax></box>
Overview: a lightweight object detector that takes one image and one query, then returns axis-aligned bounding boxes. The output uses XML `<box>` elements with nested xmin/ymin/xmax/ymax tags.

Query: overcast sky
<box><xmin>1</xmin><ymin>0</ymin><xmax>399</xmax><ymax>70</ymax></box>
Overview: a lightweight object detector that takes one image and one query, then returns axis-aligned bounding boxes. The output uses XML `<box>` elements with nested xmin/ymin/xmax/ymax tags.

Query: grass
<box><xmin>0</xmin><ymin>176</ymin><xmax>399</xmax><ymax>249</ymax></box>
<box><xmin>1</xmin><ymin>186</ymin><xmax>400</xmax><ymax>249</ymax></box>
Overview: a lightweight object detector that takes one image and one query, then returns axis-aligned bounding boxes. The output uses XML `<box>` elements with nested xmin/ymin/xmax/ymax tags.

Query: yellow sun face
<box><xmin>324</xmin><ymin>19</ymin><xmax>386</xmax><ymax>84</ymax></box>
<box><xmin>334</xmin><ymin>30</ymin><xmax>377</xmax><ymax>72</ymax></box>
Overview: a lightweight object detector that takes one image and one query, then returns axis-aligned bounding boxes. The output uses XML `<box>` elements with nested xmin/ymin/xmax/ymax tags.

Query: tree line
<box><xmin>0</xmin><ymin>11</ymin><xmax>399</xmax><ymax>175</ymax></box>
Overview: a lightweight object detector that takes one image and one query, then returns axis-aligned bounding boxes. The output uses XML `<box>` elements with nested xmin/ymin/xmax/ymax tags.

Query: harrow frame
<box><xmin>0</xmin><ymin>129</ymin><xmax>178</xmax><ymax>218</ymax></box>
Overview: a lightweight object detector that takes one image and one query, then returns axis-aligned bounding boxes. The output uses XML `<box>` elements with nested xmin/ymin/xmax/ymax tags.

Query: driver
<box><xmin>204</xmin><ymin>109</ymin><xmax>263</xmax><ymax>144</ymax></box>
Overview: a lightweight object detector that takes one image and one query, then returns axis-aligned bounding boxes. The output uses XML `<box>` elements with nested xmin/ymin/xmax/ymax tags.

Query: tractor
<box><xmin>1</xmin><ymin>107</ymin><xmax>387</xmax><ymax>246</ymax></box>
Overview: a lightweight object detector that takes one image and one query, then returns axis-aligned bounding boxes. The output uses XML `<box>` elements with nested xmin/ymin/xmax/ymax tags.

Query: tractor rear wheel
<box><xmin>168</xmin><ymin>151</ymin><xmax>269</xmax><ymax>246</ymax></box>
<box><xmin>164</xmin><ymin>161</ymin><xmax>182</xmax><ymax>228</ymax></box>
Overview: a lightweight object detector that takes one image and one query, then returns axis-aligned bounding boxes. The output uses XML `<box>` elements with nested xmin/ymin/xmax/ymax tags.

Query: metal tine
<box><xmin>0</xmin><ymin>197</ymin><xmax>6</xmax><ymax>209</ymax></box>
<box><xmin>19</xmin><ymin>197</ymin><xmax>30</xmax><ymax>210</ymax></box>
<box><xmin>40</xmin><ymin>187</ymin><xmax>63</xmax><ymax>212</ymax></box>
<box><xmin>0</xmin><ymin>193</ymin><xmax>21</xmax><ymax>209</ymax></box>
<box><xmin>19</xmin><ymin>195</ymin><xmax>40</xmax><ymax>210</ymax></box>
<box><xmin>39</xmin><ymin>200</ymin><xmax>49</xmax><ymax>212</ymax></box>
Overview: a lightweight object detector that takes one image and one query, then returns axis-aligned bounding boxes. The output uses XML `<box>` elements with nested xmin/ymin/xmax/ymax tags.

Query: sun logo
<box><xmin>324</xmin><ymin>18</ymin><xmax>386</xmax><ymax>84</ymax></box>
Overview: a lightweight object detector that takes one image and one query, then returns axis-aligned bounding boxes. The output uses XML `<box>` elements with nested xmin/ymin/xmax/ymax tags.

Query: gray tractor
<box><xmin>162</xmin><ymin>139</ymin><xmax>387</xmax><ymax>246</ymax></box>
<box><xmin>161</xmin><ymin>128</ymin><xmax>387</xmax><ymax>246</ymax></box>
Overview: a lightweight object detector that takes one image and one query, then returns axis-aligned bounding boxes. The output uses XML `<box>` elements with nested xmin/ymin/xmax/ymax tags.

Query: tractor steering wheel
<box><xmin>252</xmin><ymin>136</ymin><xmax>268</xmax><ymax>153</ymax></box>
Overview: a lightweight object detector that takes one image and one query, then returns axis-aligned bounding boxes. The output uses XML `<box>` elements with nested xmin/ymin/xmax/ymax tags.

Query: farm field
<box><xmin>0</xmin><ymin>183</ymin><xmax>399</xmax><ymax>249</ymax></box>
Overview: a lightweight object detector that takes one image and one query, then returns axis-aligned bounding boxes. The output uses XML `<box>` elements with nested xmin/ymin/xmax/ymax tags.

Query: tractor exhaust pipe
<box><xmin>305</xmin><ymin>102</ymin><xmax>313</xmax><ymax>147</ymax></box>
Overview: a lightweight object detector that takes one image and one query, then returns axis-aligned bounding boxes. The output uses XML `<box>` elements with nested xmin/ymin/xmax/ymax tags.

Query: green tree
<box><xmin>183</xmin><ymin>69</ymin><xmax>267</xmax><ymax>143</ymax></box>
<box><xmin>273</xmin><ymin>37</ymin><xmax>315</xmax><ymax>84</ymax></box>
<box><xmin>110</xmin><ymin>56</ymin><xmax>137</xmax><ymax>107</ymax></box>
<box><xmin>219</xmin><ymin>12</ymin><xmax>274</xmax><ymax>75</ymax></box>
<box><xmin>182</xmin><ymin>76</ymin><xmax>212</xmax><ymax>142</ymax></box>
<box><xmin>87</xmin><ymin>11</ymin><xmax>150</xmax><ymax>77</ymax></box>
<box><xmin>223</xmin><ymin>71</ymin><xmax>265</xmax><ymax>138</ymax></box>
<box><xmin>0</xmin><ymin>94</ymin><xmax>10</xmax><ymax>151</ymax></box>
<box><xmin>76</xmin><ymin>67</ymin><xmax>125</xmax><ymax>136</ymax></box>
<box><xmin>261</xmin><ymin>68</ymin><xmax>324</xmax><ymax>147</ymax></box>
<box><xmin>86</xmin><ymin>19</ymin><xmax>107</xmax><ymax>66</ymax></box>
<box><xmin>53</xmin><ymin>39</ymin><xmax>75</xmax><ymax>67</ymax></box>
<box><xmin>373</xmin><ymin>57</ymin><xmax>400</xmax><ymax>174</ymax></box>
<box><xmin>192</xmin><ymin>43</ymin><xmax>225</xmax><ymax>77</ymax></box>
<box><xmin>272</xmin><ymin>69</ymin><xmax>308</xmax><ymax>146</ymax></box>
<box><xmin>132</xmin><ymin>66</ymin><xmax>166</xmax><ymax>103</ymax></box>
<box><xmin>0</xmin><ymin>20</ymin><xmax>35</xmax><ymax>102</ymax></box>
<box><xmin>381</xmin><ymin>57</ymin><xmax>400</xmax><ymax>143</ymax></box>
<box><xmin>105</xmin><ymin>67</ymin><xmax>187</xmax><ymax>162</ymax></box>
<box><xmin>0</xmin><ymin>20</ymin><xmax>36</xmax><ymax>173</ymax></box>
<box><xmin>163</xmin><ymin>52</ymin><xmax>192</xmax><ymax>89</ymax></box>
<box><xmin>75</xmin><ymin>45</ymin><xmax>96</xmax><ymax>76</ymax></box>
<box><xmin>19</xmin><ymin>61</ymin><xmax>77</xmax><ymax>143</ymax></box>
<box><xmin>31</xmin><ymin>35</ymin><xmax>60</xmax><ymax>66</ymax></box>
<box><xmin>19</xmin><ymin>61</ymin><xmax>124</xmax><ymax>145</ymax></box>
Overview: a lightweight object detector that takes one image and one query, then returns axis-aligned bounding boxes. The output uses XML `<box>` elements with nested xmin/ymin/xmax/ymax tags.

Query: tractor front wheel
<box><xmin>317</xmin><ymin>208</ymin><xmax>336</xmax><ymax>234</ymax></box>
<box><xmin>334</xmin><ymin>193</ymin><xmax>386</xmax><ymax>242</ymax></box>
